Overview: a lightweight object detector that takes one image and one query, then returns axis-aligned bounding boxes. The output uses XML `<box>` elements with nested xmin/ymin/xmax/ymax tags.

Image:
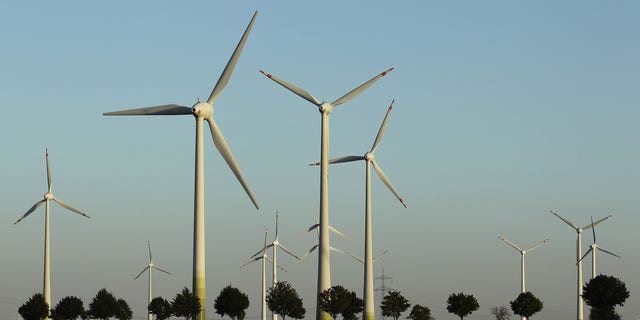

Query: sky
<box><xmin>1</xmin><ymin>1</ymin><xmax>639</xmax><ymax>319</ymax></box>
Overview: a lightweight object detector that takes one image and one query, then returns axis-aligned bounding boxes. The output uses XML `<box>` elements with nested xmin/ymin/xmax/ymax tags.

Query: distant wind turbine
<box><xmin>135</xmin><ymin>241</ymin><xmax>171</xmax><ymax>320</ymax></box>
<box><xmin>551</xmin><ymin>211</ymin><xmax>612</xmax><ymax>320</ymax></box>
<box><xmin>104</xmin><ymin>11</ymin><xmax>259</xmax><ymax>320</ymax></box>
<box><xmin>578</xmin><ymin>216</ymin><xmax>621</xmax><ymax>279</ymax></box>
<box><xmin>14</xmin><ymin>149</ymin><xmax>90</xmax><ymax>319</ymax></box>
<box><xmin>260</xmin><ymin>66</ymin><xmax>392</xmax><ymax>320</ymax></box>
<box><xmin>297</xmin><ymin>215</ymin><xmax>351</xmax><ymax>260</ymax></box>
<box><xmin>499</xmin><ymin>236</ymin><xmax>549</xmax><ymax>320</ymax></box>
<box><xmin>313</xmin><ymin>100</ymin><xmax>406</xmax><ymax>320</ymax></box>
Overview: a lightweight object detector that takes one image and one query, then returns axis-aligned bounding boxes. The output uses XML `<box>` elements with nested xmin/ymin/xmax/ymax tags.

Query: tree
<box><xmin>87</xmin><ymin>289</ymin><xmax>119</xmax><ymax>320</ymax></box>
<box><xmin>318</xmin><ymin>285</ymin><xmax>351</xmax><ymax>320</ymax></box>
<box><xmin>266</xmin><ymin>281</ymin><xmax>305</xmax><ymax>320</ymax></box>
<box><xmin>114</xmin><ymin>299</ymin><xmax>132</xmax><ymax>320</ymax></box>
<box><xmin>446</xmin><ymin>292</ymin><xmax>479</xmax><ymax>320</ymax></box>
<box><xmin>582</xmin><ymin>275</ymin><xmax>629</xmax><ymax>320</ymax></box>
<box><xmin>214</xmin><ymin>285</ymin><xmax>250</xmax><ymax>320</ymax></box>
<box><xmin>172</xmin><ymin>287</ymin><xmax>202</xmax><ymax>320</ymax></box>
<box><xmin>341</xmin><ymin>291</ymin><xmax>363</xmax><ymax>320</ymax></box>
<box><xmin>52</xmin><ymin>296</ymin><xmax>85</xmax><ymax>320</ymax></box>
<box><xmin>510</xmin><ymin>292</ymin><xmax>543</xmax><ymax>319</ymax></box>
<box><xmin>407</xmin><ymin>304</ymin><xmax>433</xmax><ymax>320</ymax></box>
<box><xmin>380</xmin><ymin>291</ymin><xmax>411</xmax><ymax>320</ymax></box>
<box><xmin>490</xmin><ymin>306</ymin><xmax>511</xmax><ymax>320</ymax></box>
<box><xmin>148</xmin><ymin>297</ymin><xmax>173</xmax><ymax>320</ymax></box>
<box><xmin>18</xmin><ymin>293</ymin><xmax>49</xmax><ymax>320</ymax></box>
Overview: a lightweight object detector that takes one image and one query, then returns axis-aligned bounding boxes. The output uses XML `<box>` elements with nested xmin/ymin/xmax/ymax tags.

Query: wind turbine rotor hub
<box><xmin>191</xmin><ymin>102</ymin><xmax>213</xmax><ymax>119</ymax></box>
<box><xmin>364</xmin><ymin>152</ymin><xmax>374</xmax><ymax>161</ymax></box>
<box><xmin>578</xmin><ymin>228</ymin><xmax>583</xmax><ymax>234</ymax></box>
<box><xmin>319</xmin><ymin>102</ymin><xmax>332</xmax><ymax>115</ymax></box>
<box><xmin>44</xmin><ymin>193</ymin><xmax>53</xmax><ymax>200</ymax></box>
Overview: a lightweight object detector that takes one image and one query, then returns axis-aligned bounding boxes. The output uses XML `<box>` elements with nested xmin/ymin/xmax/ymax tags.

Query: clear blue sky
<box><xmin>1</xmin><ymin>1</ymin><xmax>639</xmax><ymax>319</ymax></box>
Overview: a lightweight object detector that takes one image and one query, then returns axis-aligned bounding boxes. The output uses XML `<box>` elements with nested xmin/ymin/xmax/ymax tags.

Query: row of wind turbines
<box><xmin>500</xmin><ymin>212</ymin><xmax>621</xmax><ymax>320</ymax></box>
<box><xmin>14</xmin><ymin>10</ymin><xmax>407</xmax><ymax>320</ymax></box>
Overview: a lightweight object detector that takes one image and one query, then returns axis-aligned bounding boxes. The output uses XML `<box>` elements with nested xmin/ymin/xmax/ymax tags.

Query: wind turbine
<box><xmin>135</xmin><ymin>241</ymin><xmax>171</xmax><ymax>320</ymax></box>
<box><xmin>241</xmin><ymin>228</ymin><xmax>286</xmax><ymax>320</ymax></box>
<box><xmin>551</xmin><ymin>211</ymin><xmax>612</xmax><ymax>320</ymax></box>
<box><xmin>260</xmin><ymin>66</ymin><xmax>393</xmax><ymax>320</ymax></box>
<box><xmin>312</xmin><ymin>100</ymin><xmax>406</xmax><ymax>320</ymax></box>
<box><xmin>499</xmin><ymin>236</ymin><xmax>549</xmax><ymax>320</ymax></box>
<box><xmin>297</xmin><ymin>215</ymin><xmax>351</xmax><ymax>260</ymax></box>
<box><xmin>103</xmin><ymin>11</ymin><xmax>259</xmax><ymax>320</ymax></box>
<box><xmin>578</xmin><ymin>216</ymin><xmax>621</xmax><ymax>279</ymax></box>
<box><xmin>14</xmin><ymin>149</ymin><xmax>90</xmax><ymax>319</ymax></box>
<box><xmin>250</xmin><ymin>212</ymin><xmax>300</xmax><ymax>320</ymax></box>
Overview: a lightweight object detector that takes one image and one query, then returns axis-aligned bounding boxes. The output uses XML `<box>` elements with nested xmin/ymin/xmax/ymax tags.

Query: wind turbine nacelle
<box><xmin>192</xmin><ymin>102</ymin><xmax>213</xmax><ymax>118</ymax></box>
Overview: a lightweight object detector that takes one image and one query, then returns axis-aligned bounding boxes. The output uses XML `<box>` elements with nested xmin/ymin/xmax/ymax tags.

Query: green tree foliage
<box><xmin>172</xmin><ymin>287</ymin><xmax>202</xmax><ymax>320</ymax></box>
<box><xmin>510</xmin><ymin>292</ymin><xmax>543</xmax><ymax>319</ymax></box>
<box><xmin>318</xmin><ymin>285</ymin><xmax>351</xmax><ymax>320</ymax></box>
<box><xmin>266</xmin><ymin>281</ymin><xmax>305</xmax><ymax>320</ymax></box>
<box><xmin>18</xmin><ymin>293</ymin><xmax>49</xmax><ymax>320</ymax></box>
<box><xmin>446</xmin><ymin>292</ymin><xmax>479</xmax><ymax>320</ymax></box>
<box><xmin>341</xmin><ymin>291</ymin><xmax>363</xmax><ymax>320</ymax></box>
<box><xmin>406</xmin><ymin>304</ymin><xmax>433</xmax><ymax>320</ymax></box>
<box><xmin>114</xmin><ymin>299</ymin><xmax>132</xmax><ymax>320</ymax></box>
<box><xmin>490</xmin><ymin>306</ymin><xmax>511</xmax><ymax>320</ymax></box>
<box><xmin>582</xmin><ymin>275</ymin><xmax>629</xmax><ymax>320</ymax></box>
<box><xmin>380</xmin><ymin>291</ymin><xmax>411</xmax><ymax>320</ymax></box>
<box><xmin>148</xmin><ymin>297</ymin><xmax>173</xmax><ymax>320</ymax></box>
<box><xmin>87</xmin><ymin>289</ymin><xmax>119</xmax><ymax>320</ymax></box>
<box><xmin>214</xmin><ymin>285</ymin><xmax>250</xmax><ymax>320</ymax></box>
<box><xmin>52</xmin><ymin>296</ymin><xmax>85</xmax><ymax>320</ymax></box>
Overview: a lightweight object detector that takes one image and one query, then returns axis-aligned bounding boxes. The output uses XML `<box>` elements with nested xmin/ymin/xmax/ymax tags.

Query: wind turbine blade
<box><xmin>46</xmin><ymin>149</ymin><xmax>52</xmax><ymax>192</ymax></box>
<box><xmin>259</xmin><ymin>70</ymin><xmax>321</xmax><ymax>106</ymax></box>
<box><xmin>525</xmin><ymin>239</ymin><xmax>550</xmax><ymax>252</ymax></box>
<box><xmin>577</xmin><ymin>248</ymin><xmax>592</xmax><ymax>264</ymax></box>
<box><xmin>154</xmin><ymin>266</ymin><xmax>172</xmax><ymax>275</ymax></box>
<box><xmin>373</xmin><ymin>250</ymin><xmax>390</xmax><ymax>263</ymax></box>
<box><xmin>300</xmin><ymin>245</ymin><xmax>319</xmax><ymax>260</ymax></box>
<box><xmin>309</xmin><ymin>156</ymin><xmax>365</xmax><ymax>166</ymax></box>
<box><xmin>550</xmin><ymin>211</ymin><xmax>578</xmax><ymax>229</ymax></box>
<box><xmin>251</xmin><ymin>244</ymin><xmax>274</xmax><ymax>258</ymax></box>
<box><xmin>345</xmin><ymin>251</ymin><xmax>364</xmax><ymax>263</ymax></box>
<box><xmin>264</xmin><ymin>256</ymin><xmax>287</xmax><ymax>272</ymax></box>
<box><xmin>597</xmin><ymin>247</ymin><xmax>622</xmax><ymax>259</ymax></box>
<box><xmin>278</xmin><ymin>243</ymin><xmax>301</xmax><ymax>260</ymax></box>
<box><xmin>103</xmin><ymin>104</ymin><xmax>191</xmax><ymax>116</ymax></box>
<box><xmin>207</xmin><ymin>11</ymin><xmax>258</xmax><ymax>104</ymax></box>
<box><xmin>331</xmin><ymin>67</ymin><xmax>394</xmax><ymax>107</ymax></box>
<box><xmin>591</xmin><ymin>216</ymin><xmax>597</xmax><ymax>243</ymax></box>
<box><xmin>294</xmin><ymin>224</ymin><xmax>318</xmax><ymax>239</ymax></box>
<box><xmin>499</xmin><ymin>236</ymin><xmax>522</xmax><ymax>252</ymax></box>
<box><xmin>583</xmin><ymin>214</ymin><xmax>612</xmax><ymax>231</ymax></box>
<box><xmin>241</xmin><ymin>256</ymin><xmax>262</xmax><ymax>268</ymax></box>
<box><xmin>148</xmin><ymin>241</ymin><xmax>152</xmax><ymax>262</ymax></box>
<box><xmin>328</xmin><ymin>225</ymin><xmax>350</xmax><ymax>241</ymax></box>
<box><xmin>275</xmin><ymin>211</ymin><xmax>279</xmax><ymax>241</ymax></box>
<box><xmin>370</xmin><ymin>100</ymin><xmax>394</xmax><ymax>153</ymax></box>
<box><xmin>134</xmin><ymin>266</ymin><xmax>150</xmax><ymax>280</ymax></box>
<box><xmin>330</xmin><ymin>247</ymin><xmax>349</xmax><ymax>256</ymax></box>
<box><xmin>52</xmin><ymin>198</ymin><xmax>90</xmax><ymax>219</ymax></box>
<box><xmin>371</xmin><ymin>160</ymin><xmax>407</xmax><ymax>208</ymax></box>
<box><xmin>207</xmin><ymin>118</ymin><xmax>259</xmax><ymax>209</ymax></box>
<box><xmin>14</xmin><ymin>200</ymin><xmax>46</xmax><ymax>225</ymax></box>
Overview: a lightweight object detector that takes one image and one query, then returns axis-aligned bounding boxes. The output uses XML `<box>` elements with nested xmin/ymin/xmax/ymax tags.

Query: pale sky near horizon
<box><xmin>1</xmin><ymin>1</ymin><xmax>639</xmax><ymax>320</ymax></box>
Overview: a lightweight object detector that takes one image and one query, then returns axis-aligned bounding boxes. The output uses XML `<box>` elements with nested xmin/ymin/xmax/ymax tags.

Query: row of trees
<box><xmin>18</xmin><ymin>289</ymin><xmax>131</xmax><ymax>320</ymax></box>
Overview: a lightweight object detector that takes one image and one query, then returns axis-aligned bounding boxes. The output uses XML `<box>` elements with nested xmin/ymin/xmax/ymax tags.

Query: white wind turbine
<box><xmin>135</xmin><ymin>241</ymin><xmax>171</xmax><ymax>320</ymax></box>
<box><xmin>551</xmin><ymin>211</ymin><xmax>612</xmax><ymax>320</ymax></box>
<box><xmin>14</xmin><ymin>149</ymin><xmax>90</xmax><ymax>319</ymax></box>
<box><xmin>578</xmin><ymin>216</ymin><xmax>621</xmax><ymax>279</ymax></box>
<box><xmin>499</xmin><ymin>236</ymin><xmax>549</xmax><ymax>320</ymax></box>
<box><xmin>314</xmin><ymin>100</ymin><xmax>406</xmax><ymax>320</ymax></box>
<box><xmin>260</xmin><ymin>67</ymin><xmax>393</xmax><ymax>320</ymax></box>
<box><xmin>250</xmin><ymin>212</ymin><xmax>300</xmax><ymax>320</ymax></box>
<box><xmin>104</xmin><ymin>12</ymin><xmax>259</xmax><ymax>320</ymax></box>
<box><xmin>241</xmin><ymin>228</ymin><xmax>286</xmax><ymax>320</ymax></box>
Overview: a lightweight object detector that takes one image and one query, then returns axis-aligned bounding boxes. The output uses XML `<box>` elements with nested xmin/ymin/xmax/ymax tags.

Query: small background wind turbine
<box><xmin>135</xmin><ymin>241</ymin><xmax>171</xmax><ymax>320</ymax></box>
<box><xmin>297</xmin><ymin>215</ymin><xmax>351</xmax><ymax>260</ymax></box>
<box><xmin>14</xmin><ymin>149</ymin><xmax>90</xmax><ymax>319</ymax></box>
<box><xmin>313</xmin><ymin>100</ymin><xmax>405</xmax><ymax>320</ymax></box>
<box><xmin>104</xmin><ymin>12</ymin><xmax>259</xmax><ymax>320</ymax></box>
<box><xmin>551</xmin><ymin>211</ymin><xmax>612</xmax><ymax>320</ymax></box>
<box><xmin>260</xmin><ymin>66</ymin><xmax>392</xmax><ymax>320</ymax></box>
<box><xmin>499</xmin><ymin>236</ymin><xmax>549</xmax><ymax>320</ymax></box>
<box><xmin>578</xmin><ymin>216</ymin><xmax>621</xmax><ymax>279</ymax></box>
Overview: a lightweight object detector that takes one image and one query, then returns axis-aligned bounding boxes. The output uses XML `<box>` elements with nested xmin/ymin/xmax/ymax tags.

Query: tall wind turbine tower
<box><xmin>499</xmin><ymin>236</ymin><xmax>549</xmax><ymax>320</ymax></box>
<box><xmin>135</xmin><ymin>241</ymin><xmax>171</xmax><ymax>320</ymax></box>
<box><xmin>315</xmin><ymin>100</ymin><xmax>406</xmax><ymax>320</ymax></box>
<box><xmin>551</xmin><ymin>211</ymin><xmax>612</xmax><ymax>320</ymax></box>
<box><xmin>260</xmin><ymin>67</ymin><xmax>393</xmax><ymax>320</ymax></box>
<box><xmin>14</xmin><ymin>149</ymin><xmax>90</xmax><ymax>319</ymax></box>
<box><xmin>104</xmin><ymin>12</ymin><xmax>259</xmax><ymax>320</ymax></box>
<box><xmin>578</xmin><ymin>216</ymin><xmax>621</xmax><ymax>279</ymax></box>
